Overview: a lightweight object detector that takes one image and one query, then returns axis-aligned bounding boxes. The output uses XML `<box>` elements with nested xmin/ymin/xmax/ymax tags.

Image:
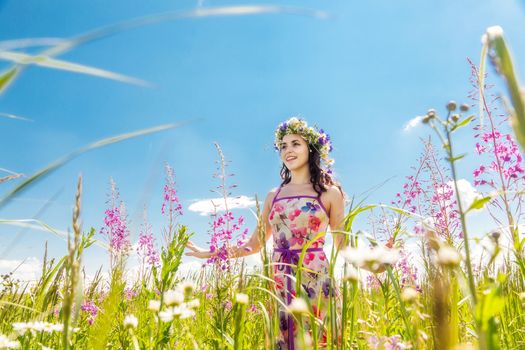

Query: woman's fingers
<box><xmin>185</xmin><ymin>240</ymin><xmax>200</xmax><ymax>252</ymax></box>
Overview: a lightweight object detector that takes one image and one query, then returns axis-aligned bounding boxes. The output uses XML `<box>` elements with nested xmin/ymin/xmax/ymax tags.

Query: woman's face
<box><xmin>279</xmin><ymin>134</ymin><xmax>309</xmax><ymax>170</ymax></box>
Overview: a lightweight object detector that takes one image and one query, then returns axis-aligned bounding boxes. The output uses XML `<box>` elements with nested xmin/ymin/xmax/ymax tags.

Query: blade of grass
<box><xmin>0</xmin><ymin>6</ymin><xmax>328</xmax><ymax>94</ymax></box>
<box><xmin>0</xmin><ymin>120</ymin><xmax>196</xmax><ymax>209</ymax></box>
<box><xmin>0</xmin><ymin>112</ymin><xmax>32</xmax><ymax>122</ymax></box>
<box><xmin>0</xmin><ymin>51</ymin><xmax>150</xmax><ymax>86</ymax></box>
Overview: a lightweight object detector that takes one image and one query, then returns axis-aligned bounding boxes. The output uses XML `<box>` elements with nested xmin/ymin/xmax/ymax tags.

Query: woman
<box><xmin>186</xmin><ymin>117</ymin><xmax>346</xmax><ymax>349</ymax></box>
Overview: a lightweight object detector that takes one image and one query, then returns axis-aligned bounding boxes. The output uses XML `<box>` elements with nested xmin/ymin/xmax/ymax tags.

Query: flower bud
<box><xmin>427</xmin><ymin>109</ymin><xmax>436</xmax><ymax>118</ymax></box>
<box><xmin>451</xmin><ymin>114</ymin><xmax>460</xmax><ymax>122</ymax></box>
<box><xmin>447</xmin><ymin>101</ymin><xmax>457</xmax><ymax>111</ymax></box>
<box><xmin>490</xmin><ymin>230</ymin><xmax>501</xmax><ymax>243</ymax></box>
<box><xmin>460</xmin><ymin>104</ymin><xmax>470</xmax><ymax>112</ymax></box>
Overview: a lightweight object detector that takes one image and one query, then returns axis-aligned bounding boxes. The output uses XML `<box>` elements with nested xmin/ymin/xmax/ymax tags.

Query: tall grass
<box><xmin>2</xmin><ymin>23</ymin><xmax>525</xmax><ymax>350</ymax></box>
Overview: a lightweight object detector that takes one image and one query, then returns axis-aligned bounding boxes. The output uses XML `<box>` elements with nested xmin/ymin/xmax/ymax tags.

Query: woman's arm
<box><xmin>327</xmin><ymin>186</ymin><xmax>346</xmax><ymax>251</ymax></box>
<box><xmin>185</xmin><ymin>190</ymin><xmax>275</xmax><ymax>259</ymax></box>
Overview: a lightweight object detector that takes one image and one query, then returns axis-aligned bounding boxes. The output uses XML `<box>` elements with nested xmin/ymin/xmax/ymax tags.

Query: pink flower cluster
<box><xmin>394</xmin><ymin>141</ymin><xmax>461</xmax><ymax>241</ymax></box>
<box><xmin>396</xmin><ymin>250</ymin><xmax>420</xmax><ymax>291</ymax></box>
<box><xmin>392</xmin><ymin>175</ymin><xmax>423</xmax><ymax>214</ymax></box>
<box><xmin>124</xmin><ymin>287</ymin><xmax>138</xmax><ymax>300</ymax></box>
<box><xmin>100</xmin><ymin>179</ymin><xmax>130</xmax><ymax>254</ymax></box>
<box><xmin>368</xmin><ymin>334</ymin><xmax>408</xmax><ymax>350</ymax></box>
<box><xmin>473</xmin><ymin>130</ymin><xmax>524</xmax><ymax>186</ymax></box>
<box><xmin>137</xmin><ymin>215</ymin><xmax>159</xmax><ymax>267</ymax></box>
<box><xmin>81</xmin><ymin>300</ymin><xmax>98</xmax><ymax>325</ymax></box>
<box><xmin>207</xmin><ymin>211</ymin><xmax>248</xmax><ymax>270</ymax></box>
<box><xmin>161</xmin><ymin>163</ymin><xmax>183</xmax><ymax>218</ymax></box>
<box><xmin>428</xmin><ymin>182</ymin><xmax>461</xmax><ymax>239</ymax></box>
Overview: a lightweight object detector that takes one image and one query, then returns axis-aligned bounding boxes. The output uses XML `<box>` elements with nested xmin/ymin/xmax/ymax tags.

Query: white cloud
<box><xmin>448</xmin><ymin>179</ymin><xmax>482</xmax><ymax>212</ymax></box>
<box><xmin>403</xmin><ymin>116</ymin><xmax>423</xmax><ymax>132</ymax></box>
<box><xmin>188</xmin><ymin>195</ymin><xmax>256</xmax><ymax>216</ymax></box>
<box><xmin>0</xmin><ymin>257</ymin><xmax>42</xmax><ymax>282</ymax></box>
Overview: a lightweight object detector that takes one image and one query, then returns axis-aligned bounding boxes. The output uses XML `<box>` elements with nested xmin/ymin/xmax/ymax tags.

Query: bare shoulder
<box><xmin>264</xmin><ymin>188</ymin><xmax>279</xmax><ymax>208</ymax></box>
<box><xmin>325</xmin><ymin>185</ymin><xmax>344</xmax><ymax>202</ymax></box>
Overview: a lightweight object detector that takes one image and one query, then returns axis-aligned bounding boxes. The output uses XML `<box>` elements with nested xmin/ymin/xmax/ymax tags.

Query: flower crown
<box><xmin>274</xmin><ymin>117</ymin><xmax>334</xmax><ymax>169</ymax></box>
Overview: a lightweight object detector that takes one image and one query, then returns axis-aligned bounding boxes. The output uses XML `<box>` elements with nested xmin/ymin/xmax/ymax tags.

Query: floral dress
<box><xmin>269</xmin><ymin>186</ymin><xmax>336</xmax><ymax>350</ymax></box>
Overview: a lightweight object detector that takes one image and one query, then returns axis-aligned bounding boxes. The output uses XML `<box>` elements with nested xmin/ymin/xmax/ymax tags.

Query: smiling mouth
<box><xmin>286</xmin><ymin>156</ymin><xmax>297</xmax><ymax>162</ymax></box>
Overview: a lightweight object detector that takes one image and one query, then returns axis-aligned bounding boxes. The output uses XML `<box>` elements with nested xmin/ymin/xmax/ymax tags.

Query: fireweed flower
<box><xmin>468</xmin><ymin>60</ymin><xmax>525</xmax><ymax>212</ymax></box>
<box><xmin>206</xmin><ymin>144</ymin><xmax>249</xmax><ymax>270</ymax></box>
<box><xmin>100</xmin><ymin>178</ymin><xmax>131</xmax><ymax>256</ymax></box>
<box><xmin>136</xmin><ymin>210</ymin><xmax>159</xmax><ymax>268</ymax></box>
<box><xmin>124</xmin><ymin>287</ymin><xmax>138</xmax><ymax>300</ymax></box>
<box><xmin>81</xmin><ymin>300</ymin><xmax>98</xmax><ymax>325</ymax></box>
<box><xmin>161</xmin><ymin>163</ymin><xmax>183</xmax><ymax>218</ymax></box>
<box><xmin>393</xmin><ymin>140</ymin><xmax>462</xmax><ymax>241</ymax></box>
<box><xmin>396</xmin><ymin>250</ymin><xmax>420</xmax><ymax>291</ymax></box>
<box><xmin>207</xmin><ymin>211</ymin><xmax>248</xmax><ymax>270</ymax></box>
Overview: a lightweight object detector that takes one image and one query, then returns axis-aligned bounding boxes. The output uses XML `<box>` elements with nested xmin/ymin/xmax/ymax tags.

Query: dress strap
<box><xmin>271</xmin><ymin>185</ymin><xmax>283</xmax><ymax>205</ymax></box>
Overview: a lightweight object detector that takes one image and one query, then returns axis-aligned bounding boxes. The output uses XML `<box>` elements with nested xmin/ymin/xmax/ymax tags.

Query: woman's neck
<box><xmin>289</xmin><ymin>166</ymin><xmax>311</xmax><ymax>185</ymax></box>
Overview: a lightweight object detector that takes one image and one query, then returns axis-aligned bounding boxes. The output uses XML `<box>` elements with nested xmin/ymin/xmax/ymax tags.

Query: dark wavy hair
<box><xmin>279</xmin><ymin>143</ymin><xmax>344</xmax><ymax>199</ymax></box>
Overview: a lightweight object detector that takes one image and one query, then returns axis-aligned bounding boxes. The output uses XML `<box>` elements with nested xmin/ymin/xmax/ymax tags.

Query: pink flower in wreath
<box><xmin>308</xmin><ymin>215</ymin><xmax>321</xmax><ymax>232</ymax></box>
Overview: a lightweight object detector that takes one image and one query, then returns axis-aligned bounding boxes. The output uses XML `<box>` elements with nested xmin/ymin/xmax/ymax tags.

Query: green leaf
<box><xmin>446</xmin><ymin>154</ymin><xmax>466</xmax><ymax>162</ymax></box>
<box><xmin>466</xmin><ymin>196</ymin><xmax>492</xmax><ymax>213</ymax></box>
<box><xmin>450</xmin><ymin>115</ymin><xmax>474</xmax><ymax>132</ymax></box>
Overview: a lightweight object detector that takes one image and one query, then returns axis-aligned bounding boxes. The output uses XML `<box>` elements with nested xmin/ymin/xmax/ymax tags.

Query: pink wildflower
<box><xmin>100</xmin><ymin>179</ymin><xmax>130</xmax><ymax>255</ymax></box>
<box><xmin>136</xmin><ymin>210</ymin><xmax>159</xmax><ymax>267</ymax></box>
<box><xmin>161</xmin><ymin>163</ymin><xmax>183</xmax><ymax>218</ymax></box>
<box><xmin>81</xmin><ymin>300</ymin><xmax>98</xmax><ymax>325</ymax></box>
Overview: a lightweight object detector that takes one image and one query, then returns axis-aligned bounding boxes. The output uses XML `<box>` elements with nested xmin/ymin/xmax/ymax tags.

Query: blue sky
<box><xmin>1</xmin><ymin>0</ymin><xmax>525</xmax><ymax>279</ymax></box>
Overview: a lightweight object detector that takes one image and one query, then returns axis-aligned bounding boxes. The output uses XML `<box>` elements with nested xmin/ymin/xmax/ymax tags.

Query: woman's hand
<box><xmin>185</xmin><ymin>240</ymin><xmax>215</xmax><ymax>259</ymax></box>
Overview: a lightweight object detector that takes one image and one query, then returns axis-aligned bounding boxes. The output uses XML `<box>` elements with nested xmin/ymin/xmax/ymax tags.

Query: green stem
<box><xmin>444</xmin><ymin>128</ymin><xmax>477</xmax><ymax>304</ymax></box>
